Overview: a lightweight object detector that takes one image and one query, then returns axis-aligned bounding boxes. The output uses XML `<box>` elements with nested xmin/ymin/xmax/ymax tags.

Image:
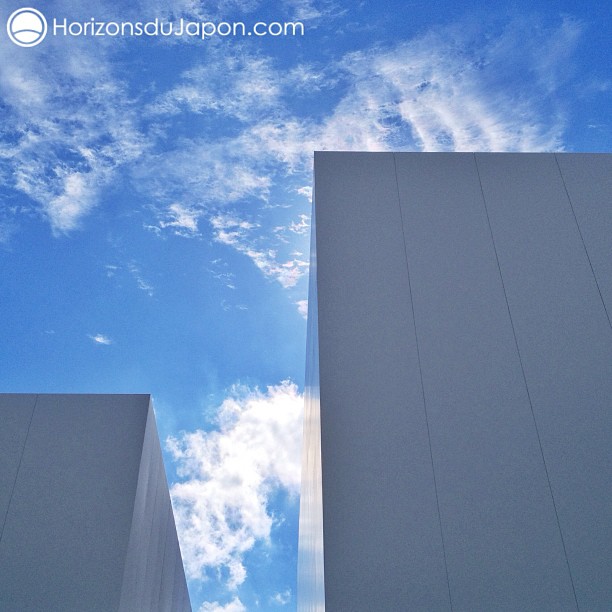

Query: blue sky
<box><xmin>0</xmin><ymin>1</ymin><xmax>609</xmax><ymax>610</ymax></box>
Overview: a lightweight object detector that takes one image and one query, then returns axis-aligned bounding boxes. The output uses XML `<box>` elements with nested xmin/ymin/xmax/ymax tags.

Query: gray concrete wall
<box><xmin>299</xmin><ymin>152</ymin><xmax>612</xmax><ymax>611</ymax></box>
<box><xmin>0</xmin><ymin>394</ymin><xmax>191</xmax><ymax>612</ymax></box>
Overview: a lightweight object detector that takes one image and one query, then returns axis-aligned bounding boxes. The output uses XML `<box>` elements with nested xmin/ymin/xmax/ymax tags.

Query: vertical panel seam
<box><xmin>473</xmin><ymin>153</ymin><xmax>580</xmax><ymax>611</ymax></box>
<box><xmin>392</xmin><ymin>153</ymin><xmax>454</xmax><ymax>612</ymax></box>
<box><xmin>554</xmin><ymin>153</ymin><xmax>612</xmax><ymax>333</ymax></box>
<box><xmin>0</xmin><ymin>394</ymin><xmax>38</xmax><ymax>545</ymax></box>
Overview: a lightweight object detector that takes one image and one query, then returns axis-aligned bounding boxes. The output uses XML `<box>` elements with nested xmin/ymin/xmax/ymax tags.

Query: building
<box><xmin>0</xmin><ymin>393</ymin><xmax>191</xmax><ymax>611</ymax></box>
<box><xmin>298</xmin><ymin>152</ymin><xmax>612</xmax><ymax>611</ymax></box>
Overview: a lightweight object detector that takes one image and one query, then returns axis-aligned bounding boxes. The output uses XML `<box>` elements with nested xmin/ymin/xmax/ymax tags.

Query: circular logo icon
<box><xmin>6</xmin><ymin>7</ymin><xmax>47</xmax><ymax>47</ymax></box>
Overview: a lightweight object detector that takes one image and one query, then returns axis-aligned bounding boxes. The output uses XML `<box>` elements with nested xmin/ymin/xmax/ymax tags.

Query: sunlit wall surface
<box><xmin>297</xmin><ymin>202</ymin><xmax>325</xmax><ymax>612</ymax></box>
<box><xmin>299</xmin><ymin>152</ymin><xmax>612</xmax><ymax>611</ymax></box>
<box><xmin>0</xmin><ymin>394</ymin><xmax>191</xmax><ymax>612</ymax></box>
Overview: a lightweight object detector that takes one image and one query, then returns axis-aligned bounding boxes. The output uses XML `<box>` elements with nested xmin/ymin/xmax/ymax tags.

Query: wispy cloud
<box><xmin>127</xmin><ymin>262</ymin><xmax>155</xmax><ymax>296</ymax></box>
<box><xmin>296</xmin><ymin>186</ymin><xmax>312</xmax><ymax>200</ymax></box>
<box><xmin>208</xmin><ymin>258</ymin><xmax>237</xmax><ymax>290</ymax></box>
<box><xmin>88</xmin><ymin>333</ymin><xmax>113</xmax><ymax>345</ymax></box>
<box><xmin>0</xmin><ymin>42</ymin><xmax>147</xmax><ymax>235</ymax></box>
<box><xmin>284</xmin><ymin>0</ymin><xmax>323</xmax><ymax>21</ymax></box>
<box><xmin>141</xmin><ymin>16</ymin><xmax>579</xmax><ymax>256</ymax></box>
<box><xmin>167</xmin><ymin>380</ymin><xmax>303</xmax><ymax>594</ymax></box>
<box><xmin>156</xmin><ymin>203</ymin><xmax>201</xmax><ymax>237</ymax></box>
<box><xmin>221</xmin><ymin>299</ymin><xmax>248</xmax><ymax>312</ymax></box>
<box><xmin>134</xmin><ymin>137</ymin><xmax>273</xmax><ymax>214</ymax></box>
<box><xmin>0</xmin><ymin>220</ymin><xmax>15</xmax><ymax>246</ymax></box>
<box><xmin>244</xmin><ymin>248</ymin><xmax>308</xmax><ymax>289</ymax></box>
<box><xmin>146</xmin><ymin>55</ymin><xmax>283</xmax><ymax>122</ymax></box>
<box><xmin>1</xmin><ymin>14</ymin><xmax>583</xmax><ymax>292</ymax></box>
<box><xmin>226</xmin><ymin>20</ymin><xmax>575</xmax><ymax>159</ymax></box>
<box><xmin>103</xmin><ymin>261</ymin><xmax>154</xmax><ymax>295</ymax></box>
<box><xmin>210</xmin><ymin>213</ymin><xmax>260</xmax><ymax>246</ymax></box>
<box><xmin>120</xmin><ymin>16</ymin><xmax>584</xmax><ymax>306</ymax></box>
<box><xmin>105</xmin><ymin>264</ymin><xmax>119</xmax><ymax>278</ymax></box>
<box><xmin>210</xmin><ymin>212</ymin><xmax>309</xmax><ymax>288</ymax></box>
<box><xmin>288</xmin><ymin>214</ymin><xmax>309</xmax><ymax>235</ymax></box>
<box><xmin>270</xmin><ymin>589</ymin><xmax>292</xmax><ymax>606</ymax></box>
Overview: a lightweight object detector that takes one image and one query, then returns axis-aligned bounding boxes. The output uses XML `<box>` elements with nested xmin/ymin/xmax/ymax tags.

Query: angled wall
<box><xmin>298</xmin><ymin>152</ymin><xmax>612</xmax><ymax>611</ymax></box>
<box><xmin>0</xmin><ymin>393</ymin><xmax>191</xmax><ymax>612</ymax></box>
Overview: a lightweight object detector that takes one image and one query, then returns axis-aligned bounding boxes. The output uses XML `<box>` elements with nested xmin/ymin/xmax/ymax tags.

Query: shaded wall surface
<box><xmin>298</xmin><ymin>152</ymin><xmax>612</xmax><ymax>611</ymax></box>
<box><xmin>0</xmin><ymin>393</ymin><xmax>191</xmax><ymax>612</ymax></box>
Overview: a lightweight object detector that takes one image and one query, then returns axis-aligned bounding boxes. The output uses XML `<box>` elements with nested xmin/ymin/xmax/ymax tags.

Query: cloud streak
<box><xmin>210</xmin><ymin>212</ymin><xmax>309</xmax><ymax>288</ymax></box>
<box><xmin>88</xmin><ymin>333</ymin><xmax>113</xmax><ymax>345</ymax></box>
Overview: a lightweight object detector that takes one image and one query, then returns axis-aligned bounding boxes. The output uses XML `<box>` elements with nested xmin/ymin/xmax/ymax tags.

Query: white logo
<box><xmin>6</xmin><ymin>7</ymin><xmax>47</xmax><ymax>47</ymax></box>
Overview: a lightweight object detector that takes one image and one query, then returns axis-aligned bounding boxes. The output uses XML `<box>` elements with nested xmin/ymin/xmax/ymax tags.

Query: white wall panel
<box><xmin>477</xmin><ymin>153</ymin><xmax>612</xmax><ymax>611</ymax></box>
<box><xmin>300</xmin><ymin>152</ymin><xmax>612</xmax><ymax>611</ymax></box>
<box><xmin>0</xmin><ymin>394</ymin><xmax>191</xmax><ymax>612</ymax></box>
<box><xmin>396</xmin><ymin>152</ymin><xmax>576</xmax><ymax>611</ymax></box>
<box><xmin>312</xmin><ymin>152</ymin><xmax>450</xmax><ymax>611</ymax></box>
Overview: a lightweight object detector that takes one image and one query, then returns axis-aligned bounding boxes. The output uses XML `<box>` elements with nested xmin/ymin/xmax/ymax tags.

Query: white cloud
<box><xmin>210</xmin><ymin>213</ymin><xmax>309</xmax><ymax>288</ymax></box>
<box><xmin>134</xmin><ymin>138</ymin><xmax>272</xmax><ymax>211</ymax></box>
<box><xmin>88</xmin><ymin>333</ymin><xmax>113</xmax><ymax>345</ymax></box>
<box><xmin>135</xmin><ymin>0</ymin><xmax>335</xmax><ymax>24</ymax></box>
<box><xmin>210</xmin><ymin>213</ymin><xmax>259</xmax><ymax>246</ymax></box>
<box><xmin>143</xmin><ymin>17</ymin><xmax>576</xmax><ymax>242</ymax></box>
<box><xmin>0</xmin><ymin>221</ymin><xmax>15</xmax><ymax>246</ymax></box>
<box><xmin>245</xmin><ymin>249</ymin><xmax>309</xmax><ymax>289</ymax></box>
<box><xmin>296</xmin><ymin>186</ymin><xmax>313</xmax><ymax>200</ymax></box>
<box><xmin>147</xmin><ymin>55</ymin><xmax>283</xmax><ymax>122</ymax></box>
<box><xmin>0</xmin><ymin>42</ymin><xmax>146</xmax><ymax>235</ymax></box>
<box><xmin>2</xmin><ymin>15</ymin><xmax>569</xmax><ymax>271</ymax></box>
<box><xmin>45</xmin><ymin>172</ymin><xmax>98</xmax><ymax>234</ymax></box>
<box><xmin>128</xmin><ymin>262</ymin><xmax>154</xmax><ymax>296</ymax></box>
<box><xmin>296</xmin><ymin>299</ymin><xmax>308</xmax><ymax>319</ymax></box>
<box><xmin>167</xmin><ymin>381</ymin><xmax>303</xmax><ymax>591</ymax></box>
<box><xmin>157</xmin><ymin>203</ymin><xmax>201</xmax><ymax>236</ymax></box>
<box><xmin>303</xmin><ymin>20</ymin><xmax>574</xmax><ymax>154</ymax></box>
<box><xmin>147</xmin><ymin>16</ymin><xmax>577</xmax><ymax>285</ymax></box>
<box><xmin>200</xmin><ymin>597</ymin><xmax>246</xmax><ymax>612</ymax></box>
<box><xmin>285</xmin><ymin>0</ymin><xmax>322</xmax><ymax>21</ymax></box>
<box><xmin>102</xmin><ymin>262</ymin><xmax>154</xmax><ymax>296</ymax></box>
<box><xmin>221</xmin><ymin>299</ymin><xmax>248</xmax><ymax>312</ymax></box>
<box><xmin>308</xmin><ymin>19</ymin><xmax>574</xmax><ymax>153</ymax></box>
<box><xmin>208</xmin><ymin>259</ymin><xmax>237</xmax><ymax>290</ymax></box>
<box><xmin>288</xmin><ymin>214</ymin><xmax>310</xmax><ymax>235</ymax></box>
<box><xmin>1</xmin><ymin>14</ymin><xmax>581</xmax><ymax>283</ymax></box>
<box><xmin>270</xmin><ymin>589</ymin><xmax>292</xmax><ymax>606</ymax></box>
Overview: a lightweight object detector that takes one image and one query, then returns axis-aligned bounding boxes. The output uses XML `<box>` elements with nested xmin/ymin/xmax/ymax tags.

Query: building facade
<box><xmin>0</xmin><ymin>393</ymin><xmax>191</xmax><ymax>611</ymax></box>
<box><xmin>298</xmin><ymin>152</ymin><xmax>612</xmax><ymax>611</ymax></box>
